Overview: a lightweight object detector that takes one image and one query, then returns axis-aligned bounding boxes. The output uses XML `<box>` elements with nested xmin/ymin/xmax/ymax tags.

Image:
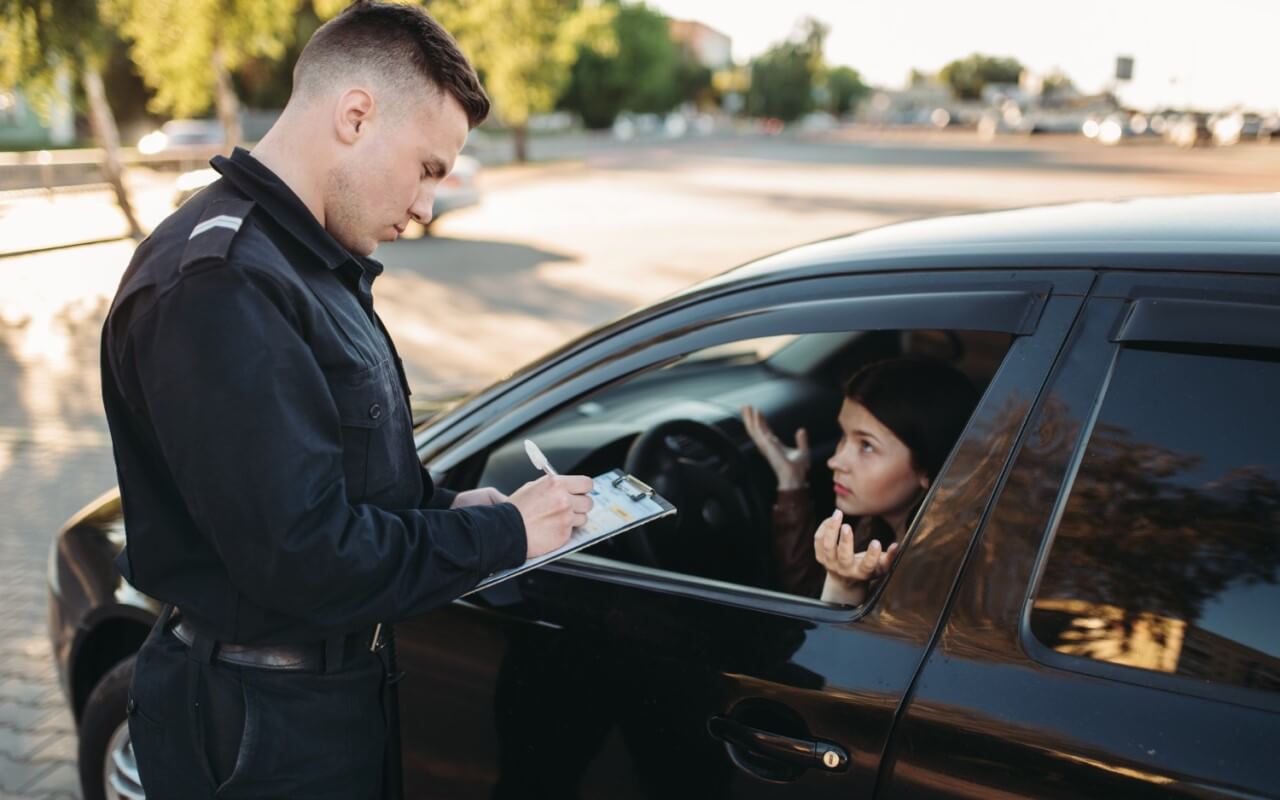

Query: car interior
<box><xmin>463</xmin><ymin>328</ymin><xmax>1014</xmax><ymax>603</ymax></box>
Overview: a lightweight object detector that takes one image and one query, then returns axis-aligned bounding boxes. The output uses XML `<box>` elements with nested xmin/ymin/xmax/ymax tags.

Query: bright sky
<box><xmin>647</xmin><ymin>0</ymin><xmax>1277</xmax><ymax>112</ymax></box>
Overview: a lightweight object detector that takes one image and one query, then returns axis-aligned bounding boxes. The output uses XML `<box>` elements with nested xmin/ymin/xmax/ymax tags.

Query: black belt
<box><xmin>168</xmin><ymin>616</ymin><xmax>383</xmax><ymax>672</ymax></box>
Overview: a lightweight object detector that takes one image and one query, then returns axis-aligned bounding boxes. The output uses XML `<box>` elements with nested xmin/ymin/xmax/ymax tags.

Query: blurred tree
<box><xmin>559</xmin><ymin>2</ymin><xmax>681</xmax><ymax>130</ymax></box>
<box><xmin>1037</xmin><ymin>420</ymin><xmax>1280</xmax><ymax>653</ymax></box>
<box><xmin>312</xmin><ymin>0</ymin><xmax>348</xmax><ymax>19</ymax></box>
<box><xmin>674</xmin><ymin>54</ymin><xmax>714</xmax><ymax>111</ymax></box>
<box><xmin>908</xmin><ymin>67</ymin><xmax>932</xmax><ymax>88</ymax></box>
<box><xmin>826</xmin><ymin>65</ymin><xmax>868</xmax><ymax>117</ymax></box>
<box><xmin>938</xmin><ymin>53</ymin><xmax>1024</xmax><ymax>101</ymax></box>
<box><xmin>234</xmin><ymin>6</ymin><xmax>325</xmax><ymax>111</ymax></box>
<box><xmin>1039</xmin><ymin>71</ymin><xmax>1076</xmax><ymax>106</ymax></box>
<box><xmin>102</xmin><ymin>38</ymin><xmax>161</xmax><ymax>136</ymax></box>
<box><xmin>746</xmin><ymin>17</ymin><xmax>827</xmax><ymax>122</ymax></box>
<box><xmin>431</xmin><ymin>0</ymin><xmax>615</xmax><ymax>162</ymax></box>
<box><xmin>0</xmin><ymin>0</ymin><xmax>144</xmax><ymax>237</ymax></box>
<box><xmin>106</xmin><ymin>0</ymin><xmax>299</xmax><ymax>148</ymax></box>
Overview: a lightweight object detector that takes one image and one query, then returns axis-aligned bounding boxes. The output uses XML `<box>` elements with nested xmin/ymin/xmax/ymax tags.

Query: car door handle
<box><xmin>707</xmin><ymin>715</ymin><xmax>850</xmax><ymax>772</ymax></box>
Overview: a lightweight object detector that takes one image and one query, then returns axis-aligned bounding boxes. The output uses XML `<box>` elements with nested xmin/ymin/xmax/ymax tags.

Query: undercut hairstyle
<box><xmin>844</xmin><ymin>356</ymin><xmax>980</xmax><ymax>481</ymax></box>
<box><xmin>292</xmin><ymin>1</ymin><xmax>490</xmax><ymax>128</ymax></box>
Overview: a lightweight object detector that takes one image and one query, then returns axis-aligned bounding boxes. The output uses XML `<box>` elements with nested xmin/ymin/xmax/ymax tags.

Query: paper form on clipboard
<box><xmin>464</xmin><ymin>469</ymin><xmax>676</xmax><ymax>596</ymax></box>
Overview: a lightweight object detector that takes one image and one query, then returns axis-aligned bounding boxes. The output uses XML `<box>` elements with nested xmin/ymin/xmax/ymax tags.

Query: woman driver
<box><xmin>742</xmin><ymin>356</ymin><xmax>979</xmax><ymax>605</ymax></box>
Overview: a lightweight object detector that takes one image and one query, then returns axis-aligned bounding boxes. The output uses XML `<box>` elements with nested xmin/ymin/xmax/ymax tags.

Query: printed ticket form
<box><xmin>465</xmin><ymin>469</ymin><xmax>676</xmax><ymax>595</ymax></box>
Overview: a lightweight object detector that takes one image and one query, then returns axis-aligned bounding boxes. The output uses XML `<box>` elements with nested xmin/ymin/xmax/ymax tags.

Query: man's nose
<box><xmin>409</xmin><ymin>192</ymin><xmax>434</xmax><ymax>227</ymax></box>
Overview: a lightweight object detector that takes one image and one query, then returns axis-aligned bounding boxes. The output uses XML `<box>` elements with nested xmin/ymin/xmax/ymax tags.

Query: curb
<box><xmin>0</xmin><ymin>236</ymin><xmax>134</xmax><ymax>260</ymax></box>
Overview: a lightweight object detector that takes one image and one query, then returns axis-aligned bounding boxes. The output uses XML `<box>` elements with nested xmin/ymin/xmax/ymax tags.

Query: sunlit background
<box><xmin>0</xmin><ymin>0</ymin><xmax>1277</xmax><ymax>794</ymax></box>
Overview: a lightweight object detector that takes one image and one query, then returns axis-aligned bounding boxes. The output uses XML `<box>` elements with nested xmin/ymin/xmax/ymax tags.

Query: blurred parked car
<box><xmin>136</xmin><ymin>119</ymin><xmax>224</xmax><ymax>156</ymax></box>
<box><xmin>50</xmin><ymin>194</ymin><xmax>1280</xmax><ymax>799</ymax></box>
<box><xmin>1022</xmin><ymin>110</ymin><xmax>1089</xmax><ymax>135</ymax></box>
<box><xmin>1081</xmin><ymin>111</ymin><xmax>1159</xmax><ymax>146</ymax></box>
<box><xmin>1166</xmin><ymin>113</ymin><xmax>1213</xmax><ymax>148</ymax></box>
<box><xmin>758</xmin><ymin>117</ymin><xmax>785</xmax><ymax>135</ymax></box>
<box><xmin>1260</xmin><ymin>114</ymin><xmax>1280</xmax><ymax>142</ymax></box>
<box><xmin>1210</xmin><ymin>111</ymin><xmax>1267</xmax><ymax>146</ymax></box>
<box><xmin>172</xmin><ymin>154</ymin><xmax>482</xmax><ymax>231</ymax></box>
<box><xmin>426</xmin><ymin>152</ymin><xmax>481</xmax><ymax>227</ymax></box>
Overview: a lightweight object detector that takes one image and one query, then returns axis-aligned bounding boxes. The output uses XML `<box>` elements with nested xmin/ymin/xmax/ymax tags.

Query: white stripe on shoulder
<box><xmin>188</xmin><ymin>215</ymin><xmax>244</xmax><ymax>239</ymax></box>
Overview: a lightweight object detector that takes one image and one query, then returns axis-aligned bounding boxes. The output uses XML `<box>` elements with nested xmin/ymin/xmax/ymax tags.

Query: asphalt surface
<box><xmin>1</xmin><ymin>129</ymin><xmax>1277</xmax><ymax>798</ymax></box>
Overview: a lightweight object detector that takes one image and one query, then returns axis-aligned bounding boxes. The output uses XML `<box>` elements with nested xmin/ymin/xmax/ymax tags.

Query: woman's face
<box><xmin>827</xmin><ymin>399</ymin><xmax>930</xmax><ymax>524</ymax></box>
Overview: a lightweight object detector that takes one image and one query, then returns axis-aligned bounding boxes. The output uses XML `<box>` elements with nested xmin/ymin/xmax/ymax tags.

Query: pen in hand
<box><xmin>524</xmin><ymin>439</ymin><xmax>559</xmax><ymax>477</ymax></box>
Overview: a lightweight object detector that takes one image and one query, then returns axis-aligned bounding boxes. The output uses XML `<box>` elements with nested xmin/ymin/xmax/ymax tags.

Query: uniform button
<box><xmin>369</xmin><ymin>403</ymin><xmax>382</xmax><ymax>420</ymax></box>
<box><xmin>127</xmin><ymin>697</ymin><xmax>137</xmax><ymax>714</ymax></box>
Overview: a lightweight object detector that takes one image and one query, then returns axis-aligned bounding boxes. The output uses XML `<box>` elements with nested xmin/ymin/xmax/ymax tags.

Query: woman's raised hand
<box><xmin>814</xmin><ymin>509</ymin><xmax>899</xmax><ymax>594</ymax></box>
<box><xmin>741</xmin><ymin>404</ymin><xmax>811</xmax><ymax>490</ymax></box>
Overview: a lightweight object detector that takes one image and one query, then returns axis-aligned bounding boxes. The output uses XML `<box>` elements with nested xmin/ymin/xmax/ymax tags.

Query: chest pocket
<box><xmin>323</xmin><ymin>358</ymin><xmax>414</xmax><ymax>502</ymax></box>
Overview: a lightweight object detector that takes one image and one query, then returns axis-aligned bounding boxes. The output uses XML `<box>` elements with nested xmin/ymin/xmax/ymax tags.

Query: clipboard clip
<box><xmin>612</xmin><ymin>473</ymin><xmax>656</xmax><ymax>502</ymax></box>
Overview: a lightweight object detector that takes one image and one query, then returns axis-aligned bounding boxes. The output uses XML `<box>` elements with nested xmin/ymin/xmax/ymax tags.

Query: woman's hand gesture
<box><xmin>814</xmin><ymin>509</ymin><xmax>898</xmax><ymax>604</ymax></box>
<box><xmin>741</xmin><ymin>405</ymin><xmax>811</xmax><ymax>490</ymax></box>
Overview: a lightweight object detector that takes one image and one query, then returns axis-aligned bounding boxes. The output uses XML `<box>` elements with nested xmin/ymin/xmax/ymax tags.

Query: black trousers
<box><xmin>128</xmin><ymin>609</ymin><xmax>389</xmax><ymax>799</ymax></box>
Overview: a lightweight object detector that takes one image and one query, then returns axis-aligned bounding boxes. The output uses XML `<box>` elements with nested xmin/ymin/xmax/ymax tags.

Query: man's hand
<box><xmin>741</xmin><ymin>405</ymin><xmax>810</xmax><ymax>490</ymax></box>
<box><xmin>450</xmin><ymin>487</ymin><xmax>507</xmax><ymax>509</ymax></box>
<box><xmin>509</xmin><ymin>475</ymin><xmax>595</xmax><ymax>559</ymax></box>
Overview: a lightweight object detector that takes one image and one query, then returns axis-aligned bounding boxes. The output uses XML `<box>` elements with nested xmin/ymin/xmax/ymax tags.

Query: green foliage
<box><xmin>312</xmin><ymin>0</ymin><xmax>349</xmax><ymax>20</ymax></box>
<box><xmin>825</xmin><ymin>65</ymin><xmax>867</xmax><ymax>116</ymax></box>
<box><xmin>430</xmin><ymin>0</ymin><xmax>615</xmax><ymax>129</ymax></box>
<box><xmin>560</xmin><ymin>2</ymin><xmax>682</xmax><ymax>130</ymax></box>
<box><xmin>102</xmin><ymin>38</ymin><xmax>159</xmax><ymax>127</ymax></box>
<box><xmin>234</xmin><ymin>6</ymin><xmax>325</xmax><ymax>110</ymax></box>
<box><xmin>0</xmin><ymin>0</ymin><xmax>113</xmax><ymax>111</ymax></box>
<box><xmin>938</xmin><ymin>53</ymin><xmax>1024</xmax><ymax>101</ymax></box>
<box><xmin>748</xmin><ymin>45</ymin><xmax>809</xmax><ymax>121</ymax></box>
<box><xmin>107</xmin><ymin>0</ymin><xmax>298</xmax><ymax>117</ymax></box>
<box><xmin>746</xmin><ymin>17</ymin><xmax>827</xmax><ymax>122</ymax></box>
<box><xmin>1040</xmin><ymin>71</ymin><xmax>1075</xmax><ymax>102</ymax></box>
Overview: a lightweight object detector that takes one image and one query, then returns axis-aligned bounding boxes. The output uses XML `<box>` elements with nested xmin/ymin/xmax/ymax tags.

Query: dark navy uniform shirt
<box><xmin>100</xmin><ymin>148</ymin><xmax>526</xmax><ymax>645</ymax></box>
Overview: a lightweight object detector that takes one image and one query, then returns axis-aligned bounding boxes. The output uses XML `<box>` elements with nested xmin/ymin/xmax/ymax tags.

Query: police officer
<box><xmin>99</xmin><ymin>3</ymin><xmax>594</xmax><ymax>797</ymax></box>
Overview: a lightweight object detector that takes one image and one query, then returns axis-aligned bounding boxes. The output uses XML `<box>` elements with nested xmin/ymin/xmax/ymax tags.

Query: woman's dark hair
<box><xmin>844</xmin><ymin>356</ymin><xmax>980</xmax><ymax>481</ymax></box>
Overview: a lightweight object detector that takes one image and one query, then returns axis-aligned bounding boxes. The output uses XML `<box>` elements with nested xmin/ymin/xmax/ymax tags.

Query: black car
<box><xmin>49</xmin><ymin>194</ymin><xmax>1280</xmax><ymax>799</ymax></box>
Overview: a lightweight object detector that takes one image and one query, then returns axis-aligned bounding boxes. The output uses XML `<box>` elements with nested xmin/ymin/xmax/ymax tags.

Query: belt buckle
<box><xmin>370</xmin><ymin>623</ymin><xmax>385</xmax><ymax>653</ymax></box>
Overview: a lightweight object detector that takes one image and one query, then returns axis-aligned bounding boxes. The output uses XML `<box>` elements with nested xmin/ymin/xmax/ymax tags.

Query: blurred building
<box><xmin>1034</xmin><ymin>598</ymin><xmax>1280</xmax><ymax>693</ymax></box>
<box><xmin>668</xmin><ymin>19</ymin><xmax>732</xmax><ymax>70</ymax></box>
<box><xmin>0</xmin><ymin>81</ymin><xmax>74</xmax><ymax>149</ymax></box>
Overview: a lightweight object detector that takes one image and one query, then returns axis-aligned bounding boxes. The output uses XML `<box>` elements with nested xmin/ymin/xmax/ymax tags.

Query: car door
<box><xmin>396</xmin><ymin>268</ymin><xmax>1092</xmax><ymax>798</ymax></box>
<box><xmin>881</xmin><ymin>271</ymin><xmax>1280</xmax><ymax>798</ymax></box>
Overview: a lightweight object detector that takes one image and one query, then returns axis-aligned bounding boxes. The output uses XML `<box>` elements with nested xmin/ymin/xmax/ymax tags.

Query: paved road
<box><xmin>1</xmin><ymin>130</ymin><xmax>1277</xmax><ymax>798</ymax></box>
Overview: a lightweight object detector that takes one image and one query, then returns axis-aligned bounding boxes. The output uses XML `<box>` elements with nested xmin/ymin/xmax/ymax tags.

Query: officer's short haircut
<box><xmin>292</xmin><ymin>1</ymin><xmax>490</xmax><ymax>128</ymax></box>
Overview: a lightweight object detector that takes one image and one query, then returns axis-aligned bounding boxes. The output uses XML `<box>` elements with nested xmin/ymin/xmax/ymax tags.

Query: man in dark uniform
<box><xmin>99</xmin><ymin>3</ymin><xmax>594</xmax><ymax>797</ymax></box>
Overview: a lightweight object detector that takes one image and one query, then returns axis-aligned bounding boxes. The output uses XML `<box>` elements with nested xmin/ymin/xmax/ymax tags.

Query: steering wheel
<box><xmin>619</xmin><ymin>419</ymin><xmax>771</xmax><ymax>588</ymax></box>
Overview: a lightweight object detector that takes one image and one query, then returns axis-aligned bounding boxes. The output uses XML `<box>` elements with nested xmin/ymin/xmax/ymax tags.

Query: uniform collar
<box><xmin>210</xmin><ymin>148</ymin><xmax>384</xmax><ymax>282</ymax></box>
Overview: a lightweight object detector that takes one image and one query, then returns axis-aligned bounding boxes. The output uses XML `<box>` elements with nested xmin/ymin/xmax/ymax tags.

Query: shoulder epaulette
<box><xmin>179</xmin><ymin>196</ymin><xmax>256</xmax><ymax>272</ymax></box>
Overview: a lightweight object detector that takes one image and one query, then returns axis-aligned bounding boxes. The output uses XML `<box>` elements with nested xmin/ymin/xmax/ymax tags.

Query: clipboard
<box><xmin>465</xmin><ymin>469</ymin><xmax>676</xmax><ymax>596</ymax></box>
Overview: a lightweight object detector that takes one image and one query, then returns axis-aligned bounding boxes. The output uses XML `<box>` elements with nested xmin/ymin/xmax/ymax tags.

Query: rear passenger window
<box><xmin>1030</xmin><ymin>345</ymin><xmax>1280</xmax><ymax>693</ymax></box>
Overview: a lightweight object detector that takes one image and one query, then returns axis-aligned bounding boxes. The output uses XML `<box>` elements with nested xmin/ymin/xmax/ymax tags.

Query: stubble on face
<box><xmin>320</xmin><ymin>84</ymin><xmax>469</xmax><ymax>257</ymax></box>
<box><xmin>323</xmin><ymin>160</ymin><xmax>373</xmax><ymax>256</ymax></box>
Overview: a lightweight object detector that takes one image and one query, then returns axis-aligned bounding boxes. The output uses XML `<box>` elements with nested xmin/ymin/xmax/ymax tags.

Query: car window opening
<box><xmin>471</xmin><ymin>327</ymin><xmax>1015</xmax><ymax>610</ymax></box>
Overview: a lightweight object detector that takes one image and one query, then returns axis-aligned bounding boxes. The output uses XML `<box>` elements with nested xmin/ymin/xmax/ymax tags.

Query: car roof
<box><xmin>699</xmin><ymin>193</ymin><xmax>1280</xmax><ymax>291</ymax></box>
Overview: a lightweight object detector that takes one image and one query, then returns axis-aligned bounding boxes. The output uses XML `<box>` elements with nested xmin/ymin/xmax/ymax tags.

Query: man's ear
<box><xmin>918</xmin><ymin>472</ymin><xmax>931</xmax><ymax>491</ymax></box>
<box><xmin>334</xmin><ymin>88</ymin><xmax>375</xmax><ymax>144</ymax></box>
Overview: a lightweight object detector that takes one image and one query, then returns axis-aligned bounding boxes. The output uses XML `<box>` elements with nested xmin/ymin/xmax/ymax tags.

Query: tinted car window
<box><xmin>1031</xmin><ymin>345</ymin><xmax>1280</xmax><ymax>693</ymax></box>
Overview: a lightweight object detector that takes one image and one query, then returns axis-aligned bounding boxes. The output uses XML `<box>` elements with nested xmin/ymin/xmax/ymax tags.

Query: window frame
<box><xmin>416</xmin><ymin>272</ymin><xmax>1051</xmax><ymax>463</ymax></box>
<box><xmin>1022</xmin><ymin>285</ymin><xmax>1280</xmax><ymax>714</ymax></box>
<box><xmin>424</xmin><ymin>269</ymin><xmax>1072</xmax><ymax>620</ymax></box>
